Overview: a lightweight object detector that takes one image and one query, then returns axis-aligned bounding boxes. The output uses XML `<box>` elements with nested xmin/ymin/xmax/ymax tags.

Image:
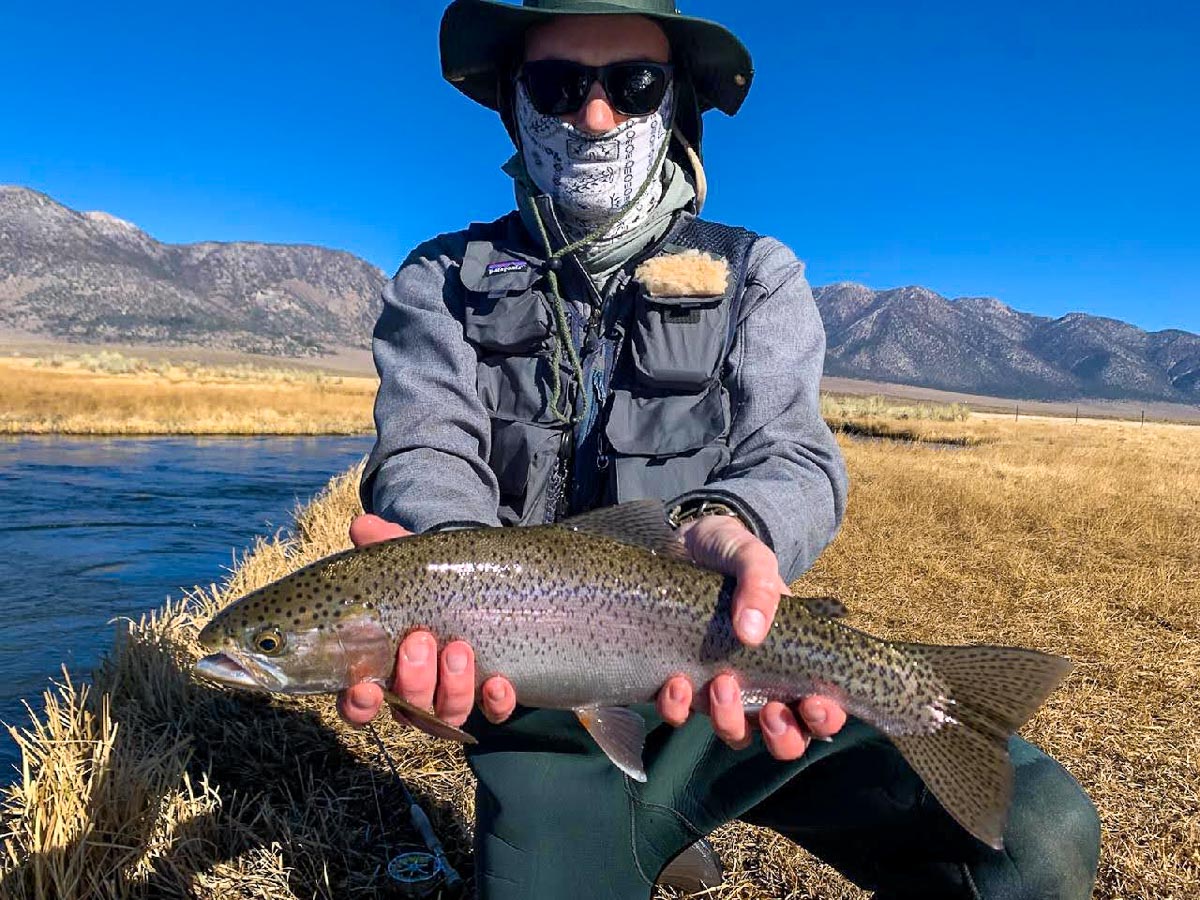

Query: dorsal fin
<box><xmin>557</xmin><ymin>500</ymin><xmax>689</xmax><ymax>560</ymax></box>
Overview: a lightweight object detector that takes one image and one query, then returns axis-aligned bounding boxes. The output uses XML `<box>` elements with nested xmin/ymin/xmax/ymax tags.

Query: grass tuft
<box><xmin>820</xmin><ymin>393</ymin><xmax>986</xmax><ymax>445</ymax></box>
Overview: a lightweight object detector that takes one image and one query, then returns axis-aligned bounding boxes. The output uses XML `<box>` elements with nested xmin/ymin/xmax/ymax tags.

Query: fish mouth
<box><xmin>195</xmin><ymin>652</ymin><xmax>282</xmax><ymax>692</ymax></box>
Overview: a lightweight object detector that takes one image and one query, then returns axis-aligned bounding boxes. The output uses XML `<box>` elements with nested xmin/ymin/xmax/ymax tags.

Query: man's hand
<box><xmin>335</xmin><ymin>515</ymin><xmax>517</xmax><ymax>728</ymax></box>
<box><xmin>657</xmin><ymin>514</ymin><xmax>847</xmax><ymax>761</ymax></box>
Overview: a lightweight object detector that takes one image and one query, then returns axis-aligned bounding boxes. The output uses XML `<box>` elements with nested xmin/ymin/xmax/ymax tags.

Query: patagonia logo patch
<box><xmin>486</xmin><ymin>259</ymin><xmax>529</xmax><ymax>276</ymax></box>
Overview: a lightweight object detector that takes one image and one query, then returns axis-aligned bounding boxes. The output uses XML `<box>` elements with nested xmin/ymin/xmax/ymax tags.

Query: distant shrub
<box><xmin>821</xmin><ymin>394</ymin><xmax>971</xmax><ymax>422</ymax></box>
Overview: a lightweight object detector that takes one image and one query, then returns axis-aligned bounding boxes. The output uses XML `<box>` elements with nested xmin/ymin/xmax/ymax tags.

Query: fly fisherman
<box><xmin>337</xmin><ymin>2</ymin><xmax>1100</xmax><ymax>897</ymax></box>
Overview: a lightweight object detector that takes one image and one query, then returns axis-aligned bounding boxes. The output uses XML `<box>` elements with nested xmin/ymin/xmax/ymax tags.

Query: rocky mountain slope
<box><xmin>815</xmin><ymin>283</ymin><xmax>1200</xmax><ymax>404</ymax></box>
<box><xmin>0</xmin><ymin>186</ymin><xmax>385</xmax><ymax>355</ymax></box>
<box><xmin>3</xmin><ymin>185</ymin><xmax>1196</xmax><ymax>404</ymax></box>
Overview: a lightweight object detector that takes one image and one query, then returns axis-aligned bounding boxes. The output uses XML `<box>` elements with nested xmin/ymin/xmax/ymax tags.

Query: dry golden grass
<box><xmin>2</xmin><ymin>417</ymin><xmax>1198</xmax><ymax>898</ymax></box>
<box><xmin>821</xmin><ymin>393</ymin><xmax>972</xmax><ymax>423</ymax></box>
<box><xmin>0</xmin><ymin>354</ymin><xmax>376</xmax><ymax>435</ymax></box>
<box><xmin>2</xmin><ymin>357</ymin><xmax>976</xmax><ymax>440</ymax></box>
<box><xmin>821</xmin><ymin>394</ymin><xmax>986</xmax><ymax>446</ymax></box>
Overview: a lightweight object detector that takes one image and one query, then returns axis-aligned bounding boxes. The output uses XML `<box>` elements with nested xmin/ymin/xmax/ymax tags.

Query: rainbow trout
<box><xmin>196</xmin><ymin>501</ymin><xmax>1071</xmax><ymax>849</ymax></box>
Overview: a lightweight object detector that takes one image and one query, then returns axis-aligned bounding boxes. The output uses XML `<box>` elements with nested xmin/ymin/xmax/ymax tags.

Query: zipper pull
<box><xmin>595</xmin><ymin>400</ymin><xmax>611</xmax><ymax>472</ymax></box>
<box><xmin>582</xmin><ymin>304</ymin><xmax>603</xmax><ymax>355</ymax></box>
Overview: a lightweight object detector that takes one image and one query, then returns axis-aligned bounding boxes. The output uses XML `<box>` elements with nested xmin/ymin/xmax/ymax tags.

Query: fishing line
<box><xmin>365</xmin><ymin>720</ymin><xmax>464</xmax><ymax>897</ymax></box>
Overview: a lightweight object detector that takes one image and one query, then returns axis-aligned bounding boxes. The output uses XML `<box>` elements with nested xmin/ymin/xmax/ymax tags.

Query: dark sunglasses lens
<box><xmin>522</xmin><ymin>60</ymin><xmax>590</xmax><ymax>116</ymax></box>
<box><xmin>606</xmin><ymin>64</ymin><xmax>670</xmax><ymax>116</ymax></box>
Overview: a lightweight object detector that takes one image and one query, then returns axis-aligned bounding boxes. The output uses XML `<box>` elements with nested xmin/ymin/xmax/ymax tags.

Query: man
<box><xmin>339</xmin><ymin>3</ymin><xmax>1101</xmax><ymax>898</ymax></box>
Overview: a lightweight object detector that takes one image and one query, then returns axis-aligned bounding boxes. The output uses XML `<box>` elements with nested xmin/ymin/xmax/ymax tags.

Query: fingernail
<box><xmin>762</xmin><ymin>709</ymin><xmax>786</xmax><ymax>736</ymax></box>
<box><xmin>668</xmin><ymin>682</ymin><xmax>686</xmax><ymax>705</ymax></box>
<box><xmin>350</xmin><ymin>692</ymin><xmax>375</xmax><ymax>712</ymax></box>
<box><xmin>403</xmin><ymin>636</ymin><xmax>431</xmax><ymax>666</ymax></box>
<box><xmin>445</xmin><ymin>648</ymin><xmax>469</xmax><ymax>674</ymax></box>
<box><xmin>737</xmin><ymin>608</ymin><xmax>768</xmax><ymax>643</ymax></box>
<box><xmin>714</xmin><ymin>679</ymin><xmax>737</xmax><ymax>705</ymax></box>
<box><xmin>485</xmin><ymin>681</ymin><xmax>506</xmax><ymax>703</ymax></box>
<box><xmin>806</xmin><ymin>705</ymin><xmax>828</xmax><ymax>726</ymax></box>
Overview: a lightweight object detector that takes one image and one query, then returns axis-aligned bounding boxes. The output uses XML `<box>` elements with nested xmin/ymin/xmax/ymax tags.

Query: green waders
<box><xmin>465</xmin><ymin>710</ymin><xmax>1100</xmax><ymax>900</ymax></box>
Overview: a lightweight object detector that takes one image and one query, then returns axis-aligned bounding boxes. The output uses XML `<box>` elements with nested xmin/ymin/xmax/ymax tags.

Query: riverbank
<box><xmin>2</xmin><ymin>416</ymin><xmax>1195</xmax><ymax>898</ymax></box>
<box><xmin>0</xmin><ymin>353</ymin><xmax>376</xmax><ymax>435</ymax></box>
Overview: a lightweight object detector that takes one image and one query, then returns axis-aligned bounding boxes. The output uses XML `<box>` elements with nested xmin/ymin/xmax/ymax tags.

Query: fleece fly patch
<box><xmin>636</xmin><ymin>250</ymin><xmax>730</xmax><ymax>298</ymax></box>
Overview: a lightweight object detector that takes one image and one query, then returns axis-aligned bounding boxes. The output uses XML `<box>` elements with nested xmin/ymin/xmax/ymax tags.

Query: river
<box><xmin>0</xmin><ymin>435</ymin><xmax>374</xmax><ymax>780</ymax></box>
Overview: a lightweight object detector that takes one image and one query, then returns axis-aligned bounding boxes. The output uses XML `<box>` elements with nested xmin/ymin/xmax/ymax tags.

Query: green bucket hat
<box><xmin>439</xmin><ymin>0</ymin><xmax>754</xmax><ymax>122</ymax></box>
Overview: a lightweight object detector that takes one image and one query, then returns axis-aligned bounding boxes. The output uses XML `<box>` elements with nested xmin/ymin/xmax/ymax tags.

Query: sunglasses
<box><xmin>519</xmin><ymin>59</ymin><xmax>674</xmax><ymax>118</ymax></box>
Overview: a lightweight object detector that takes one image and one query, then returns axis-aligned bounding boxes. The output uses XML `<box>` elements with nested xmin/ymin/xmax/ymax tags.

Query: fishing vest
<box><xmin>456</xmin><ymin>212</ymin><xmax>759</xmax><ymax>526</ymax></box>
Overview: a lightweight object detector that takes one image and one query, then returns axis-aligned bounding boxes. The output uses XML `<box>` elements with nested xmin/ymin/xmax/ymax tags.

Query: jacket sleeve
<box><xmin>359</xmin><ymin>236</ymin><xmax>503</xmax><ymax>533</ymax></box>
<box><xmin>670</xmin><ymin>237</ymin><xmax>848</xmax><ymax>581</ymax></box>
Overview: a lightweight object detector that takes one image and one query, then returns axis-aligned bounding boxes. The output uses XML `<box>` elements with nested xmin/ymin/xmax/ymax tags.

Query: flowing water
<box><xmin>0</xmin><ymin>435</ymin><xmax>374</xmax><ymax>781</ymax></box>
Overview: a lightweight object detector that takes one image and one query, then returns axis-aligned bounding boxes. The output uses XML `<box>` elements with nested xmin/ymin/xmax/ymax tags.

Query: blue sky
<box><xmin>2</xmin><ymin>1</ymin><xmax>1197</xmax><ymax>333</ymax></box>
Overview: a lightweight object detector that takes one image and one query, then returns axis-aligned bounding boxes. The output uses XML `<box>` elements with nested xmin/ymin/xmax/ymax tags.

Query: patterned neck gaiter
<box><xmin>515</xmin><ymin>80</ymin><xmax>675</xmax><ymax>239</ymax></box>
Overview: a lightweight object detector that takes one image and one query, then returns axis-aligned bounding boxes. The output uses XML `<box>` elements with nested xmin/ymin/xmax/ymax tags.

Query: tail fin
<box><xmin>892</xmin><ymin>645</ymin><xmax>1073</xmax><ymax>850</ymax></box>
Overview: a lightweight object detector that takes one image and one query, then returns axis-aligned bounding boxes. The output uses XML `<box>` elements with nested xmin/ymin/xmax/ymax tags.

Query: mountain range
<box><xmin>814</xmin><ymin>284</ymin><xmax>1200</xmax><ymax>404</ymax></box>
<box><xmin>0</xmin><ymin>185</ymin><xmax>384</xmax><ymax>356</ymax></box>
<box><xmin>2</xmin><ymin>185</ymin><xmax>1197</xmax><ymax>405</ymax></box>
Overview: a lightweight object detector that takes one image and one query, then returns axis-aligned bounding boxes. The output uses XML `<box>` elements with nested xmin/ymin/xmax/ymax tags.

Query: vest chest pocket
<box><xmin>460</xmin><ymin>242</ymin><xmax>550</xmax><ymax>354</ymax></box>
<box><xmin>630</xmin><ymin>286</ymin><xmax>728</xmax><ymax>392</ymax></box>
<box><xmin>477</xmin><ymin>354</ymin><xmax>559</xmax><ymax>426</ymax></box>
<box><xmin>490</xmin><ymin>418</ymin><xmax>565</xmax><ymax>526</ymax></box>
<box><xmin>603</xmin><ymin>388</ymin><xmax>731</xmax><ymax>503</ymax></box>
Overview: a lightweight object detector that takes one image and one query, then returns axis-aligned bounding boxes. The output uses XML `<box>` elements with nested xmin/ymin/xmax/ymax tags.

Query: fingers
<box><xmin>680</xmin><ymin>516</ymin><xmax>787</xmax><ymax>647</ymax></box>
<box><xmin>679</xmin><ymin>513</ymin><xmax>757</xmax><ymax>576</ymax></box>
<box><xmin>337</xmin><ymin>681</ymin><xmax>383</xmax><ymax>725</ymax></box>
<box><xmin>708</xmin><ymin>674</ymin><xmax>751</xmax><ymax>749</ymax></box>
<box><xmin>394</xmin><ymin>632</ymin><xmax>438</xmax><ymax>714</ymax></box>
<box><xmin>349</xmin><ymin>514</ymin><xmax>411</xmax><ymax>548</ymax></box>
<box><xmin>724</xmin><ymin>528</ymin><xmax>788</xmax><ymax>645</ymax></box>
<box><xmin>659</xmin><ymin>674</ymin><xmax>836</xmax><ymax>762</ymax></box>
<box><xmin>481</xmin><ymin>676</ymin><xmax>517</xmax><ymax>724</ymax></box>
<box><xmin>798</xmin><ymin>696</ymin><xmax>847</xmax><ymax>740</ymax></box>
<box><xmin>760</xmin><ymin>702</ymin><xmax>810</xmax><ymax>761</ymax></box>
<box><xmin>730</xmin><ymin>543</ymin><xmax>787</xmax><ymax>646</ymax></box>
<box><xmin>435</xmin><ymin>640</ymin><xmax>476</xmax><ymax>727</ymax></box>
<box><xmin>657</xmin><ymin>675</ymin><xmax>693</xmax><ymax>727</ymax></box>
<box><xmin>387</xmin><ymin>633</ymin><xmax>517</xmax><ymax>730</ymax></box>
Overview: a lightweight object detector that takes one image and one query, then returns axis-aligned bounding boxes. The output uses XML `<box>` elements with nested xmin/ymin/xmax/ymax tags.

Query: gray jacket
<box><xmin>361</xmin><ymin>209</ymin><xmax>847</xmax><ymax>581</ymax></box>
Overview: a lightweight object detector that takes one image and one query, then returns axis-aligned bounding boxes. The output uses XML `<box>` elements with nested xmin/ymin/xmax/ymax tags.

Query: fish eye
<box><xmin>253</xmin><ymin>628</ymin><xmax>284</xmax><ymax>656</ymax></box>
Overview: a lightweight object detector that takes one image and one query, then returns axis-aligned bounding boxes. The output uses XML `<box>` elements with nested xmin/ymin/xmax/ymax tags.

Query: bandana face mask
<box><xmin>515</xmin><ymin>79</ymin><xmax>675</xmax><ymax>230</ymax></box>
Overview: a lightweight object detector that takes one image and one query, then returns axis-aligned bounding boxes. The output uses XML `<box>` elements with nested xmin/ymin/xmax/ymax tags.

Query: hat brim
<box><xmin>439</xmin><ymin>0</ymin><xmax>753</xmax><ymax>117</ymax></box>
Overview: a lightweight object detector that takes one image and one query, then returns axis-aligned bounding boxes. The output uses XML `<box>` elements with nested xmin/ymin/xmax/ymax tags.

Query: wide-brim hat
<box><xmin>439</xmin><ymin>0</ymin><xmax>754</xmax><ymax>119</ymax></box>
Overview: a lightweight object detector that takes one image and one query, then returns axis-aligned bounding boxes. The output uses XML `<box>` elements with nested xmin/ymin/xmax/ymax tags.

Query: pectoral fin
<box><xmin>575</xmin><ymin>706</ymin><xmax>648</xmax><ymax>782</ymax></box>
<box><xmin>383</xmin><ymin>691</ymin><xmax>478</xmax><ymax>745</ymax></box>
